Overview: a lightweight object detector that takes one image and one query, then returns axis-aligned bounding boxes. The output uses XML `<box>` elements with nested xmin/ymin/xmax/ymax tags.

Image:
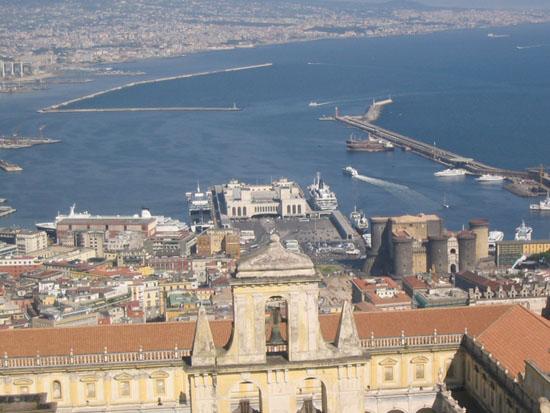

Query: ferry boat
<box><xmin>342</xmin><ymin>166</ymin><xmax>358</xmax><ymax>177</ymax></box>
<box><xmin>186</xmin><ymin>183</ymin><xmax>214</xmax><ymax>232</ymax></box>
<box><xmin>308</xmin><ymin>172</ymin><xmax>338</xmax><ymax>211</ymax></box>
<box><xmin>349</xmin><ymin>206</ymin><xmax>368</xmax><ymax>233</ymax></box>
<box><xmin>530</xmin><ymin>191</ymin><xmax>550</xmax><ymax>211</ymax></box>
<box><xmin>475</xmin><ymin>174</ymin><xmax>506</xmax><ymax>182</ymax></box>
<box><xmin>488</xmin><ymin>230</ymin><xmax>504</xmax><ymax>253</ymax></box>
<box><xmin>515</xmin><ymin>220</ymin><xmax>533</xmax><ymax>241</ymax></box>
<box><xmin>434</xmin><ymin>168</ymin><xmax>467</xmax><ymax>177</ymax></box>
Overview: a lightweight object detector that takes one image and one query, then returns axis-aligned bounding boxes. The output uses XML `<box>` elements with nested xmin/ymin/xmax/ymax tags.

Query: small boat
<box><xmin>434</xmin><ymin>168</ymin><xmax>467</xmax><ymax>177</ymax></box>
<box><xmin>309</xmin><ymin>101</ymin><xmax>319</xmax><ymax>107</ymax></box>
<box><xmin>441</xmin><ymin>193</ymin><xmax>451</xmax><ymax>209</ymax></box>
<box><xmin>476</xmin><ymin>174</ymin><xmax>506</xmax><ymax>182</ymax></box>
<box><xmin>342</xmin><ymin>166</ymin><xmax>358</xmax><ymax>177</ymax></box>
<box><xmin>530</xmin><ymin>191</ymin><xmax>550</xmax><ymax>211</ymax></box>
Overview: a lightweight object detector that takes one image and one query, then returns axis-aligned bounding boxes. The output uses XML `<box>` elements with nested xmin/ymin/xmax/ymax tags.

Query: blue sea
<box><xmin>1</xmin><ymin>23</ymin><xmax>550</xmax><ymax>240</ymax></box>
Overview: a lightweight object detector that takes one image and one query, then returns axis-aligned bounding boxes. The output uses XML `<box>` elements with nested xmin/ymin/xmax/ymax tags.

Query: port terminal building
<box><xmin>212</xmin><ymin>178</ymin><xmax>308</xmax><ymax>224</ymax></box>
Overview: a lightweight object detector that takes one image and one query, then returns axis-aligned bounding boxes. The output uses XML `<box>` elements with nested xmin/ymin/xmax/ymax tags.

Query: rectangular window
<box><xmin>86</xmin><ymin>383</ymin><xmax>96</xmax><ymax>398</ymax></box>
<box><xmin>384</xmin><ymin>366</ymin><xmax>393</xmax><ymax>381</ymax></box>
<box><xmin>415</xmin><ymin>364</ymin><xmax>425</xmax><ymax>380</ymax></box>
<box><xmin>19</xmin><ymin>385</ymin><xmax>29</xmax><ymax>394</ymax></box>
<box><xmin>120</xmin><ymin>381</ymin><xmax>130</xmax><ymax>397</ymax></box>
<box><xmin>155</xmin><ymin>379</ymin><xmax>166</xmax><ymax>395</ymax></box>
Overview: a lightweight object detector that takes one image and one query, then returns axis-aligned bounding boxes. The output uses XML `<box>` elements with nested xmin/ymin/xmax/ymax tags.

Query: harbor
<box><xmin>333</xmin><ymin>106</ymin><xmax>549</xmax><ymax>198</ymax></box>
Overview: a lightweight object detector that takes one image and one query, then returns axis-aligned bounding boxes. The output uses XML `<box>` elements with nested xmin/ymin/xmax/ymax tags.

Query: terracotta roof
<box><xmin>477</xmin><ymin>305</ymin><xmax>550</xmax><ymax>378</ymax></box>
<box><xmin>365</xmin><ymin>291</ymin><xmax>411</xmax><ymax>306</ymax></box>
<box><xmin>320</xmin><ymin>304</ymin><xmax>513</xmax><ymax>342</ymax></box>
<box><xmin>0</xmin><ymin>304</ymin><xmax>524</xmax><ymax>362</ymax></box>
<box><xmin>0</xmin><ymin>320</ymin><xmax>233</xmax><ymax>358</ymax></box>
<box><xmin>403</xmin><ymin>275</ymin><xmax>429</xmax><ymax>289</ymax></box>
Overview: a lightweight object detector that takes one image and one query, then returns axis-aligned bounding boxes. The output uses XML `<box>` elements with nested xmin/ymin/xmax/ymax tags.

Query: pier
<box><xmin>40</xmin><ymin>107</ymin><xmax>241</xmax><ymax>113</ymax></box>
<box><xmin>335</xmin><ymin>115</ymin><xmax>530</xmax><ymax>179</ymax></box>
<box><xmin>39</xmin><ymin>63</ymin><xmax>272</xmax><ymax>113</ymax></box>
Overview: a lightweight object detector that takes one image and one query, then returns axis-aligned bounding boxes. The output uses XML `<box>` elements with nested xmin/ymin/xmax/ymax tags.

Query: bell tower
<box><xmin>217</xmin><ymin>234</ymin><xmax>333</xmax><ymax>365</ymax></box>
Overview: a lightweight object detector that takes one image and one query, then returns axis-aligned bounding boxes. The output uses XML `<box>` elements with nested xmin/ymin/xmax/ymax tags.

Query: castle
<box><xmin>0</xmin><ymin>235</ymin><xmax>549</xmax><ymax>412</ymax></box>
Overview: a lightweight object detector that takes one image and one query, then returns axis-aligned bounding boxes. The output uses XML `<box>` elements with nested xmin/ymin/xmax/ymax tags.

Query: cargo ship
<box><xmin>346</xmin><ymin>134</ymin><xmax>394</xmax><ymax>152</ymax></box>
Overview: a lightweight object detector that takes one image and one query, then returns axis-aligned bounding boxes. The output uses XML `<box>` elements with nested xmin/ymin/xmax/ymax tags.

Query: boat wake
<box><xmin>516</xmin><ymin>44</ymin><xmax>546</xmax><ymax>50</ymax></box>
<box><xmin>354</xmin><ymin>174</ymin><xmax>434</xmax><ymax>206</ymax></box>
<box><xmin>354</xmin><ymin>174</ymin><xmax>409</xmax><ymax>191</ymax></box>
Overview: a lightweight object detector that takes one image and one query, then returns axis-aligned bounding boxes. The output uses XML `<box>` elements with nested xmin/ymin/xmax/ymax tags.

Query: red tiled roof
<box><xmin>365</xmin><ymin>291</ymin><xmax>411</xmax><ymax>306</ymax></box>
<box><xmin>403</xmin><ymin>275</ymin><xmax>428</xmax><ymax>289</ymax></box>
<box><xmin>0</xmin><ymin>302</ymin><xmax>538</xmax><ymax>378</ymax></box>
<box><xmin>320</xmin><ymin>304</ymin><xmax>512</xmax><ymax>342</ymax></box>
<box><xmin>477</xmin><ymin>305</ymin><xmax>550</xmax><ymax>378</ymax></box>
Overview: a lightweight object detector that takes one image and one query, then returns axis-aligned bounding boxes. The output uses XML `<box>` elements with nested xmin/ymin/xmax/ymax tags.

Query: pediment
<box><xmin>379</xmin><ymin>358</ymin><xmax>398</xmax><ymax>366</ymax></box>
<box><xmin>150</xmin><ymin>371</ymin><xmax>169</xmax><ymax>379</ymax></box>
<box><xmin>14</xmin><ymin>378</ymin><xmax>33</xmax><ymax>385</ymax></box>
<box><xmin>410</xmin><ymin>356</ymin><xmax>429</xmax><ymax>364</ymax></box>
<box><xmin>114</xmin><ymin>373</ymin><xmax>133</xmax><ymax>381</ymax></box>
<box><xmin>80</xmin><ymin>375</ymin><xmax>99</xmax><ymax>382</ymax></box>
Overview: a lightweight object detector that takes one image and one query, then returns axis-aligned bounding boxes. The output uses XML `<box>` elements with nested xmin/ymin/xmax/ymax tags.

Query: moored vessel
<box><xmin>476</xmin><ymin>174</ymin><xmax>506</xmax><ymax>182</ymax></box>
<box><xmin>530</xmin><ymin>191</ymin><xmax>550</xmax><ymax>211</ymax></box>
<box><xmin>488</xmin><ymin>230</ymin><xmax>504</xmax><ymax>253</ymax></box>
<box><xmin>308</xmin><ymin>172</ymin><xmax>338</xmax><ymax>211</ymax></box>
<box><xmin>434</xmin><ymin>168</ymin><xmax>467</xmax><ymax>177</ymax></box>
<box><xmin>349</xmin><ymin>206</ymin><xmax>368</xmax><ymax>233</ymax></box>
<box><xmin>515</xmin><ymin>220</ymin><xmax>533</xmax><ymax>241</ymax></box>
<box><xmin>186</xmin><ymin>183</ymin><xmax>215</xmax><ymax>232</ymax></box>
<box><xmin>346</xmin><ymin>133</ymin><xmax>394</xmax><ymax>152</ymax></box>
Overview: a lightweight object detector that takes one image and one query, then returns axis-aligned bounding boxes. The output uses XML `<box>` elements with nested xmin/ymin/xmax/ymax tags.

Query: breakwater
<box><xmin>335</xmin><ymin>115</ymin><xmax>530</xmax><ymax>179</ymax></box>
<box><xmin>38</xmin><ymin>63</ymin><xmax>272</xmax><ymax>113</ymax></box>
<box><xmin>41</xmin><ymin>107</ymin><xmax>241</xmax><ymax>113</ymax></box>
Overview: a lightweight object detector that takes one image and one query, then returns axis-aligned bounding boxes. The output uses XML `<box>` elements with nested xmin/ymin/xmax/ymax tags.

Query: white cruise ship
<box><xmin>434</xmin><ymin>168</ymin><xmax>467</xmax><ymax>177</ymax></box>
<box><xmin>308</xmin><ymin>172</ymin><xmax>338</xmax><ymax>211</ymax></box>
<box><xmin>476</xmin><ymin>174</ymin><xmax>506</xmax><ymax>182</ymax></box>
<box><xmin>342</xmin><ymin>166</ymin><xmax>358</xmax><ymax>177</ymax></box>
<box><xmin>515</xmin><ymin>220</ymin><xmax>533</xmax><ymax>241</ymax></box>
<box><xmin>530</xmin><ymin>191</ymin><xmax>550</xmax><ymax>211</ymax></box>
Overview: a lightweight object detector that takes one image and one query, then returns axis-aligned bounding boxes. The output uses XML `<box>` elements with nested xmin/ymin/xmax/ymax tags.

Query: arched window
<box><xmin>52</xmin><ymin>381</ymin><xmax>62</xmax><ymax>399</ymax></box>
<box><xmin>292</xmin><ymin>205</ymin><xmax>296</xmax><ymax>214</ymax></box>
<box><xmin>232</xmin><ymin>207</ymin><xmax>236</xmax><ymax>216</ymax></box>
<box><xmin>287</xmin><ymin>205</ymin><xmax>291</xmax><ymax>214</ymax></box>
<box><xmin>237</xmin><ymin>207</ymin><xmax>241</xmax><ymax>216</ymax></box>
<box><xmin>298</xmin><ymin>205</ymin><xmax>302</xmax><ymax>214</ymax></box>
<box><xmin>243</xmin><ymin>207</ymin><xmax>247</xmax><ymax>216</ymax></box>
